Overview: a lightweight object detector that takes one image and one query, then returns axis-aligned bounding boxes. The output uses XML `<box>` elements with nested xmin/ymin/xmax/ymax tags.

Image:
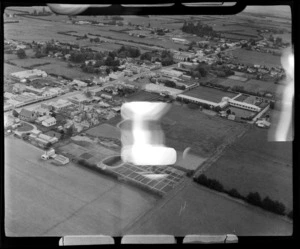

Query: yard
<box><xmin>16</xmin><ymin>122</ymin><xmax>34</xmax><ymax>132</ymax></box>
<box><xmin>204</xmin><ymin>127</ymin><xmax>293</xmax><ymax>211</ymax></box>
<box><xmin>86</xmin><ymin>123</ymin><xmax>121</xmax><ymax>140</ymax></box>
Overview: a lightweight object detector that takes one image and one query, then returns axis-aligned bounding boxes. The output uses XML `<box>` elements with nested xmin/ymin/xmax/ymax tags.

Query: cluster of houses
<box><xmin>223</xmin><ymin>62</ymin><xmax>284</xmax><ymax>79</ymax></box>
<box><xmin>4</xmin><ymin>69</ymin><xmax>69</xmax><ymax>111</ymax></box>
<box><xmin>4</xmin><ymin>39</ymin><xmax>28</xmax><ymax>53</ymax></box>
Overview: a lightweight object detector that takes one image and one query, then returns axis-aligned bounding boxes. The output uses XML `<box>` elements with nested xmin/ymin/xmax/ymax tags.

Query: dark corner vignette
<box><xmin>1</xmin><ymin>0</ymin><xmax>298</xmax><ymax>248</ymax></box>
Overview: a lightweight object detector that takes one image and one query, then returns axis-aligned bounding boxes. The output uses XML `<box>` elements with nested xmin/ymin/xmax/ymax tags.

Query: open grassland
<box><xmin>205</xmin><ymin>127</ymin><xmax>293</xmax><ymax>211</ymax></box>
<box><xmin>230</xmin><ymin>48</ymin><xmax>282</xmax><ymax>68</ymax></box>
<box><xmin>161</xmin><ymin>104</ymin><xmax>248</xmax><ymax>158</ymax></box>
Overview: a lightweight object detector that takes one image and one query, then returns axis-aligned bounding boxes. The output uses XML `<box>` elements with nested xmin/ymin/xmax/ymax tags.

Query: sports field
<box><xmin>182</xmin><ymin>86</ymin><xmax>238</xmax><ymax>103</ymax></box>
<box><xmin>204</xmin><ymin>127</ymin><xmax>293</xmax><ymax>211</ymax></box>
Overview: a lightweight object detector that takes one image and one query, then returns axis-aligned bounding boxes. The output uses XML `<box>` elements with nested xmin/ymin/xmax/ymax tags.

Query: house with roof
<box><xmin>19</xmin><ymin>108</ymin><xmax>37</xmax><ymax>122</ymax></box>
<box><xmin>42</xmin><ymin>117</ymin><xmax>57</xmax><ymax>127</ymax></box>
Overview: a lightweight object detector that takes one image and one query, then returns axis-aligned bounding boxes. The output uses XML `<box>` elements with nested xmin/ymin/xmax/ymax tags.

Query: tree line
<box><xmin>194</xmin><ymin>174</ymin><xmax>293</xmax><ymax>219</ymax></box>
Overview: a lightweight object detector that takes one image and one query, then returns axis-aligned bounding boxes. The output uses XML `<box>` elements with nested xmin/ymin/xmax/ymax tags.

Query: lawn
<box><xmin>205</xmin><ymin>127</ymin><xmax>293</xmax><ymax>211</ymax></box>
<box><xmin>183</xmin><ymin>86</ymin><xmax>238</xmax><ymax>103</ymax></box>
<box><xmin>16</xmin><ymin>122</ymin><xmax>34</xmax><ymax>132</ymax></box>
<box><xmin>230</xmin><ymin>48</ymin><xmax>282</xmax><ymax>68</ymax></box>
<box><xmin>86</xmin><ymin>124</ymin><xmax>121</xmax><ymax>140</ymax></box>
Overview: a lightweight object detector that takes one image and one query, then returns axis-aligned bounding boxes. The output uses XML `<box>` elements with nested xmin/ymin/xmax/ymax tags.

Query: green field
<box><xmin>4</xmin><ymin>63</ymin><xmax>24</xmax><ymax>75</ymax></box>
<box><xmin>183</xmin><ymin>85</ymin><xmax>238</xmax><ymax>103</ymax></box>
<box><xmin>230</xmin><ymin>48</ymin><xmax>282</xmax><ymax>68</ymax></box>
<box><xmin>87</xmin><ymin>124</ymin><xmax>121</xmax><ymax>140</ymax></box>
<box><xmin>205</xmin><ymin>127</ymin><xmax>293</xmax><ymax>211</ymax></box>
<box><xmin>161</xmin><ymin>104</ymin><xmax>247</xmax><ymax>158</ymax></box>
<box><xmin>215</xmin><ymin>77</ymin><xmax>284</xmax><ymax>96</ymax></box>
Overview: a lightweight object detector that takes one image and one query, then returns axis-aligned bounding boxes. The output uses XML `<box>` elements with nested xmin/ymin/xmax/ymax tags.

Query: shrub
<box><xmin>186</xmin><ymin>170</ymin><xmax>194</xmax><ymax>178</ymax></box>
<box><xmin>246</xmin><ymin>192</ymin><xmax>262</xmax><ymax>207</ymax></box>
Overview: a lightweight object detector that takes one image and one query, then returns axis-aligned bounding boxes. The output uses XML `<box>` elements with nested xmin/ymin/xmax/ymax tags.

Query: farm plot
<box><xmin>4</xmin><ymin>63</ymin><xmax>24</xmax><ymax>75</ymax></box>
<box><xmin>230</xmin><ymin>48</ymin><xmax>281</xmax><ymax>68</ymax></box>
<box><xmin>205</xmin><ymin>127</ymin><xmax>293</xmax><ymax>211</ymax></box>
<box><xmin>161</xmin><ymin>104</ymin><xmax>248</xmax><ymax>158</ymax></box>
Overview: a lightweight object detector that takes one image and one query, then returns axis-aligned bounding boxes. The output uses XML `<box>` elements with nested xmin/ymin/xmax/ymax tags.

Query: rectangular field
<box><xmin>161</xmin><ymin>104</ymin><xmax>248</xmax><ymax>158</ymax></box>
<box><xmin>86</xmin><ymin>123</ymin><xmax>121</xmax><ymax>140</ymax></box>
<box><xmin>230</xmin><ymin>48</ymin><xmax>282</xmax><ymax>68</ymax></box>
<box><xmin>4</xmin><ymin>63</ymin><xmax>24</xmax><ymax>75</ymax></box>
<box><xmin>5</xmin><ymin>136</ymin><xmax>158</xmax><ymax>236</ymax></box>
<box><xmin>182</xmin><ymin>86</ymin><xmax>238</xmax><ymax>103</ymax></box>
<box><xmin>205</xmin><ymin>127</ymin><xmax>293</xmax><ymax>211</ymax></box>
<box><xmin>216</xmin><ymin>78</ymin><xmax>284</xmax><ymax>95</ymax></box>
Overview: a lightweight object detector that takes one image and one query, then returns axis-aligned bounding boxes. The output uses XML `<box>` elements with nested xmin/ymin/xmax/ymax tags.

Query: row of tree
<box><xmin>182</xmin><ymin>20</ymin><xmax>220</xmax><ymax>38</ymax></box>
<box><xmin>194</xmin><ymin>174</ymin><xmax>292</xmax><ymax>218</ymax></box>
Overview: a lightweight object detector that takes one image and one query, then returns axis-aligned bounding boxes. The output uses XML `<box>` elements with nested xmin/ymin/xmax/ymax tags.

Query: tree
<box><xmin>228</xmin><ymin>188</ymin><xmax>243</xmax><ymax>199</ymax></box>
<box><xmin>187</xmin><ymin>103</ymin><xmax>199</xmax><ymax>109</ymax></box>
<box><xmin>17</xmin><ymin>49</ymin><xmax>26</xmax><ymax>59</ymax></box>
<box><xmin>12</xmin><ymin>109</ymin><xmax>19</xmax><ymax>117</ymax></box>
<box><xmin>85</xmin><ymin>90</ymin><xmax>92</xmax><ymax>98</ymax></box>
<box><xmin>246</xmin><ymin>192</ymin><xmax>262</xmax><ymax>207</ymax></box>
<box><xmin>288</xmin><ymin>210</ymin><xmax>293</xmax><ymax>220</ymax></box>
<box><xmin>65</xmin><ymin>125</ymin><xmax>74</xmax><ymax>137</ymax></box>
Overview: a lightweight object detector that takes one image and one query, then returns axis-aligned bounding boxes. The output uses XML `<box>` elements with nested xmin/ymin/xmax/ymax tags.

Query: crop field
<box><xmin>161</xmin><ymin>104</ymin><xmax>248</xmax><ymax>158</ymax></box>
<box><xmin>4</xmin><ymin>63</ymin><xmax>24</xmax><ymax>75</ymax></box>
<box><xmin>106</xmin><ymin>103</ymin><xmax>248</xmax><ymax>159</ymax></box>
<box><xmin>5</xmin><ymin>137</ymin><xmax>159</xmax><ymax>236</ymax></box>
<box><xmin>230</xmin><ymin>48</ymin><xmax>281</xmax><ymax>68</ymax></box>
<box><xmin>205</xmin><ymin>127</ymin><xmax>293</xmax><ymax>211</ymax></box>
<box><xmin>182</xmin><ymin>86</ymin><xmax>238</xmax><ymax>103</ymax></box>
<box><xmin>128</xmin><ymin>181</ymin><xmax>292</xmax><ymax>236</ymax></box>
